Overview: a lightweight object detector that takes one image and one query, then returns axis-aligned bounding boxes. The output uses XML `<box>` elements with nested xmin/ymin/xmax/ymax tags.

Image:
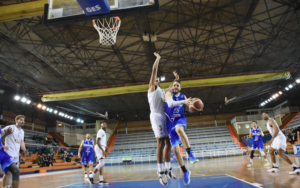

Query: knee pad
<box><xmin>250</xmin><ymin>150</ymin><xmax>255</xmax><ymax>159</ymax></box>
<box><xmin>260</xmin><ymin>151</ymin><xmax>265</xmax><ymax>157</ymax></box>
<box><xmin>7</xmin><ymin>163</ymin><xmax>20</xmax><ymax>181</ymax></box>
<box><xmin>96</xmin><ymin>159</ymin><xmax>105</xmax><ymax>170</ymax></box>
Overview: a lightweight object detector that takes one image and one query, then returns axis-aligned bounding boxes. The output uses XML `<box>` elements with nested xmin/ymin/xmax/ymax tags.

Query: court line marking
<box><xmin>58</xmin><ymin>174</ymin><xmax>227</xmax><ymax>187</ymax></box>
<box><xmin>225</xmin><ymin>174</ymin><xmax>262</xmax><ymax>187</ymax></box>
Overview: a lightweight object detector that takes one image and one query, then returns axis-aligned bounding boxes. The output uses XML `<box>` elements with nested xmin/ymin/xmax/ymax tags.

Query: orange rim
<box><xmin>93</xmin><ymin>17</ymin><xmax>121</xmax><ymax>31</ymax></box>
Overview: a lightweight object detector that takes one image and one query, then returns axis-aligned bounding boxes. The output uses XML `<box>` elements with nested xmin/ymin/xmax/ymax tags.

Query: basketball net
<box><xmin>93</xmin><ymin>17</ymin><xmax>121</xmax><ymax>46</ymax></box>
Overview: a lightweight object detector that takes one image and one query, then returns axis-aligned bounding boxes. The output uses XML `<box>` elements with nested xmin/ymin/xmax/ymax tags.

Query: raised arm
<box><xmin>78</xmin><ymin>140</ymin><xmax>84</xmax><ymax>158</ymax></box>
<box><xmin>164</xmin><ymin>70</ymin><xmax>180</xmax><ymax>92</ymax></box>
<box><xmin>149</xmin><ymin>52</ymin><xmax>161</xmax><ymax>93</ymax></box>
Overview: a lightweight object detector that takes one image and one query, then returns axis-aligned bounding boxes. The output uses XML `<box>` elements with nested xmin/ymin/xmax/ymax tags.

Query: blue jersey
<box><xmin>251</xmin><ymin>127</ymin><xmax>262</xmax><ymax>142</ymax></box>
<box><xmin>83</xmin><ymin>139</ymin><xmax>93</xmax><ymax>155</ymax></box>
<box><xmin>164</xmin><ymin>91</ymin><xmax>186</xmax><ymax>121</ymax></box>
<box><xmin>0</xmin><ymin>128</ymin><xmax>15</xmax><ymax>174</ymax></box>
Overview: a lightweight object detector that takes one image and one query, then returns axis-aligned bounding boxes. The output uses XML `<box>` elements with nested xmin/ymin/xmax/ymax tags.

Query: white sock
<box><xmin>100</xmin><ymin>175</ymin><xmax>104</xmax><ymax>181</ymax></box>
<box><xmin>265</xmin><ymin>159</ymin><xmax>268</xmax><ymax>162</ymax></box>
<box><xmin>158</xmin><ymin>163</ymin><xmax>164</xmax><ymax>172</ymax></box>
<box><xmin>291</xmin><ymin>163</ymin><xmax>298</xmax><ymax>168</ymax></box>
<box><xmin>90</xmin><ymin>171</ymin><xmax>92</xmax><ymax>174</ymax></box>
<box><xmin>165</xmin><ymin>162</ymin><xmax>171</xmax><ymax>170</ymax></box>
<box><xmin>90</xmin><ymin>172</ymin><xmax>96</xmax><ymax>178</ymax></box>
<box><xmin>250</xmin><ymin>159</ymin><xmax>253</xmax><ymax>163</ymax></box>
<box><xmin>273</xmin><ymin>163</ymin><xmax>277</xmax><ymax>167</ymax></box>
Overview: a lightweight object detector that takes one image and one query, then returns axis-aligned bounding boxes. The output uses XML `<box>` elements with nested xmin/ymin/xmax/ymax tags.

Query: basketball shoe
<box><xmin>166</xmin><ymin>168</ymin><xmax>177</xmax><ymax>179</ymax></box>
<box><xmin>183</xmin><ymin>170</ymin><xmax>191</xmax><ymax>185</ymax></box>
<box><xmin>267</xmin><ymin>166</ymin><xmax>279</xmax><ymax>173</ymax></box>
<box><xmin>157</xmin><ymin>171</ymin><xmax>168</xmax><ymax>185</ymax></box>
<box><xmin>188</xmin><ymin>152</ymin><xmax>199</xmax><ymax>164</ymax></box>
<box><xmin>289</xmin><ymin>167</ymin><xmax>300</xmax><ymax>175</ymax></box>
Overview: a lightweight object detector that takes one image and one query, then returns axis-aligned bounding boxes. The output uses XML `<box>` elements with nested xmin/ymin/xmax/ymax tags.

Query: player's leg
<box><xmin>175</xmin><ymin>126</ymin><xmax>198</xmax><ymax>164</ymax></box>
<box><xmin>173</xmin><ymin>145</ymin><xmax>190</xmax><ymax>185</ymax></box>
<box><xmin>2</xmin><ymin>172</ymin><xmax>10</xmax><ymax>188</ymax></box>
<box><xmin>164</xmin><ymin>137</ymin><xmax>176</xmax><ymax>179</ymax></box>
<box><xmin>277</xmin><ymin>149</ymin><xmax>300</xmax><ymax>174</ymax></box>
<box><xmin>267</xmin><ymin>147</ymin><xmax>279</xmax><ymax>172</ymax></box>
<box><xmin>88</xmin><ymin>153</ymin><xmax>94</xmax><ymax>177</ymax></box>
<box><xmin>7</xmin><ymin>163</ymin><xmax>20</xmax><ymax>188</ymax></box>
<box><xmin>99</xmin><ymin>165</ymin><xmax>109</xmax><ymax>184</ymax></box>
<box><xmin>258</xmin><ymin>141</ymin><xmax>269</xmax><ymax>166</ymax></box>
<box><xmin>247</xmin><ymin>148</ymin><xmax>255</xmax><ymax>167</ymax></box>
<box><xmin>156</xmin><ymin>137</ymin><xmax>168</xmax><ymax>185</ymax></box>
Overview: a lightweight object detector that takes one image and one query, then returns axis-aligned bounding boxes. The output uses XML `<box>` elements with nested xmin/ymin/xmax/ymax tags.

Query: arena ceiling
<box><xmin>1</xmin><ymin>0</ymin><xmax>300</xmax><ymax>122</ymax></box>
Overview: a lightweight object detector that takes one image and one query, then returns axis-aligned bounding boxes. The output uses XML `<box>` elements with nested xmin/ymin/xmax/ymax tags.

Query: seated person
<box><xmin>64</xmin><ymin>151</ymin><xmax>71</xmax><ymax>162</ymax></box>
<box><xmin>50</xmin><ymin>153</ymin><xmax>56</xmax><ymax>163</ymax></box>
<box><xmin>47</xmin><ymin>154</ymin><xmax>53</xmax><ymax>166</ymax></box>
<box><xmin>42</xmin><ymin>154</ymin><xmax>49</xmax><ymax>167</ymax></box>
<box><xmin>34</xmin><ymin>147</ymin><xmax>39</xmax><ymax>154</ymax></box>
<box><xmin>36</xmin><ymin>154</ymin><xmax>42</xmax><ymax>166</ymax></box>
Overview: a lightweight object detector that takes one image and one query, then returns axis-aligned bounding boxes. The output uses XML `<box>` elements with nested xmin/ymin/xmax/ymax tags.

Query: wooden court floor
<box><xmin>1</xmin><ymin>155</ymin><xmax>299</xmax><ymax>188</ymax></box>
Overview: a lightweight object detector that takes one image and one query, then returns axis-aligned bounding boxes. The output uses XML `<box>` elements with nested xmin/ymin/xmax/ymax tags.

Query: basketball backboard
<box><xmin>43</xmin><ymin>0</ymin><xmax>160</xmax><ymax>26</ymax></box>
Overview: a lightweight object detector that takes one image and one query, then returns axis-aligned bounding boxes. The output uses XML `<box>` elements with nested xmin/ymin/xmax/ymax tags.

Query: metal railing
<box><xmin>231</xmin><ymin>114</ymin><xmax>263</xmax><ymax>124</ymax></box>
<box><xmin>47</xmin><ymin>126</ymin><xmax>113</xmax><ymax>135</ymax></box>
<box><xmin>274</xmin><ymin>106</ymin><xmax>299</xmax><ymax>116</ymax></box>
<box><xmin>117</xmin><ymin>120</ymin><xmax>227</xmax><ymax>134</ymax></box>
<box><xmin>105</xmin><ymin>147</ymin><xmax>243</xmax><ymax>165</ymax></box>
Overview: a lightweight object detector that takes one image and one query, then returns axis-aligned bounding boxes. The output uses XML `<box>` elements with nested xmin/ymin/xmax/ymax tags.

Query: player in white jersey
<box><xmin>2</xmin><ymin>115</ymin><xmax>28</xmax><ymax>188</ymax></box>
<box><xmin>88</xmin><ymin>122</ymin><xmax>109</xmax><ymax>185</ymax></box>
<box><xmin>262</xmin><ymin>112</ymin><xmax>300</xmax><ymax>174</ymax></box>
<box><xmin>148</xmin><ymin>52</ymin><xmax>177</xmax><ymax>185</ymax></box>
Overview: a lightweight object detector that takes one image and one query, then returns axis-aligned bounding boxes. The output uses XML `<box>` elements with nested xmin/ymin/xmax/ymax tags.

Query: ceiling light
<box><xmin>289</xmin><ymin>84</ymin><xmax>293</xmax><ymax>88</ymax></box>
<box><xmin>26</xmin><ymin>100</ymin><xmax>31</xmax><ymax>104</ymax></box>
<box><xmin>37</xmin><ymin>104</ymin><xmax>42</xmax><ymax>108</ymax></box>
<box><xmin>160</xmin><ymin>76</ymin><xmax>165</xmax><ymax>81</ymax></box>
<box><xmin>70</xmin><ymin>117</ymin><xmax>73</xmax><ymax>120</ymax></box>
<box><xmin>49</xmin><ymin>109</ymin><xmax>53</xmax><ymax>113</ymax></box>
<box><xmin>61</xmin><ymin>113</ymin><xmax>64</xmax><ymax>116</ymax></box>
<box><xmin>81</xmin><ymin>120</ymin><xmax>84</xmax><ymax>123</ymax></box>
<box><xmin>21</xmin><ymin>97</ymin><xmax>27</xmax><ymax>102</ymax></box>
<box><xmin>278</xmin><ymin>91</ymin><xmax>282</xmax><ymax>95</ymax></box>
<box><xmin>54</xmin><ymin>110</ymin><xmax>58</xmax><ymax>114</ymax></box>
<box><xmin>64</xmin><ymin>114</ymin><xmax>67</xmax><ymax>117</ymax></box>
<box><xmin>77</xmin><ymin>118</ymin><xmax>81</xmax><ymax>122</ymax></box>
<box><xmin>296</xmin><ymin>79</ymin><xmax>300</xmax><ymax>83</ymax></box>
<box><xmin>46</xmin><ymin>108</ymin><xmax>49</xmax><ymax>111</ymax></box>
<box><xmin>285</xmin><ymin>87</ymin><xmax>289</xmax><ymax>90</ymax></box>
<box><xmin>42</xmin><ymin>106</ymin><xmax>46</xmax><ymax>110</ymax></box>
<box><xmin>14</xmin><ymin>95</ymin><xmax>20</xmax><ymax>101</ymax></box>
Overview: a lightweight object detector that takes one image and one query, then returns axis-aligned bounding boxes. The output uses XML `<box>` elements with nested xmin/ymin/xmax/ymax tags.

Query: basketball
<box><xmin>189</xmin><ymin>98</ymin><xmax>204</xmax><ymax>112</ymax></box>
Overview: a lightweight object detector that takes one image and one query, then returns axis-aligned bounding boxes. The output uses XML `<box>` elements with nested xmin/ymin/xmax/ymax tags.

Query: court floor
<box><xmin>1</xmin><ymin>155</ymin><xmax>300</xmax><ymax>188</ymax></box>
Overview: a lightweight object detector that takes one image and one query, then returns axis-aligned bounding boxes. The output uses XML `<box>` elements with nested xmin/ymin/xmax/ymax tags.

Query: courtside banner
<box><xmin>294</xmin><ymin>144</ymin><xmax>300</xmax><ymax>156</ymax></box>
<box><xmin>77</xmin><ymin>0</ymin><xmax>110</xmax><ymax>16</ymax></box>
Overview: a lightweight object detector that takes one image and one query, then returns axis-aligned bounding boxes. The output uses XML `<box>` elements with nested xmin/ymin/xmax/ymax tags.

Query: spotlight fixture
<box><xmin>296</xmin><ymin>79</ymin><xmax>300</xmax><ymax>83</ymax></box>
<box><xmin>46</xmin><ymin>108</ymin><xmax>49</xmax><ymax>111</ymax></box>
<box><xmin>61</xmin><ymin>113</ymin><xmax>64</xmax><ymax>116</ymax></box>
<box><xmin>26</xmin><ymin>100</ymin><xmax>31</xmax><ymax>104</ymax></box>
<box><xmin>81</xmin><ymin>120</ymin><xmax>84</xmax><ymax>123</ymax></box>
<box><xmin>285</xmin><ymin>87</ymin><xmax>289</xmax><ymax>91</ymax></box>
<box><xmin>289</xmin><ymin>84</ymin><xmax>293</xmax><ymax>88</ymax></box>
<box><xmin>278</xmin><ymin>91</ymin><xmax>282</xmax><ymax>95</ymax></box>
<box><xmin>70</xmin><ymin>117</ymin><xmax>73</xmax><ymax>120</ymax></box>
<box><xmin>42</xmin><ymin>106</ymin><xmax>46</xmax><ymax>110</ymax></box>
<box><xmin>21</xmin><ymin>97</ymin><xmax>27</xmax><ymax>102</ymax></box>
<box><xmin>37</xmin><ymin>104</ymin><xmax>42</xmax><ymax>108</ymax></box>
<box><xmin>54</xmin><ymin>110</ymin><xmax>58</xmax><ymax>114</ymax></box>
<box><xmin>14</xmin><ymin>95</ymin><xmax>20</xmax><ymax>101</ymax></box>
<box><xmin>49</xmin><ymin>109</ymin><xmax>53</xmax><ymax>113</ymax></box>
<box><xmin>160</xmin><ymin>76</ymin><xmax>165</xmax><ymax>81</ymax></box>
<box><xmin>76</xmin><ymin>118</ymin><xmax>81</xmax><ymax>122</ymax></box>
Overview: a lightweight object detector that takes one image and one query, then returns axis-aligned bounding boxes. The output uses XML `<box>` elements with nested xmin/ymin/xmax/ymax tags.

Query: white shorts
<box><xmin>150</xmin><ymin>112</ymin><xmax>168</xmax><ymax>138</ymax></box>
<box><xmin>271</xmin><ymin>135</ymin><xmax>287</xmax><ymax>151</ymax></box>
<box><xmin>95</xmin><ymin>146</ymin><xmax>105</xmax><ymax>160</ymax></box>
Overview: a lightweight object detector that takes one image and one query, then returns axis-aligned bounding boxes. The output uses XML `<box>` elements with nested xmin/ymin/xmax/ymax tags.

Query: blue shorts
<box><xmin>82</xmin><ymin>152</ymin><xmax>94</xmax><ymax>165</ymax></box>
<box><xmin>167</xmin><ymin>117</ymin><xmax>187</xmax><ymax>148</ymax></box>
<box><xmin>252</xmin><ymin>140</ymin><xmax>264</xmax><ymax>151</ymax></box>
<box><xmin>0</xmin><ymin>149</ymin><xmax>15</xmax><ymax>174</ymax></box>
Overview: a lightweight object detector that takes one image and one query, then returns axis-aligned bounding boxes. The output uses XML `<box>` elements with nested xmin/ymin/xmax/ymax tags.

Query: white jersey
<box><xmin>2</xmin><ymin>124</ymin><xmax>24</xmax><ymax>158</ymax></box>
<box><xmin>95</xmin><ymin>128</ymin><xmax>107</xmax><ymax>149</ymax></box>
<box><xmin>147</xmin><ymin>86</ymin><xmax>165</xmax><ymax>114</ymax></box>
<box><xmin>266</xmin><ymin>118</ymin><xmax>285</xmax><ymax>139</ymax></box>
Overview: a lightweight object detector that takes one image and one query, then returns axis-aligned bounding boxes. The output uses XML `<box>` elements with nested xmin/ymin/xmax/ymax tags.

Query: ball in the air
<box><xmin>189</xmin><ymin>98</ymin><xmax>204</xmax><ymax>112</ymax></box>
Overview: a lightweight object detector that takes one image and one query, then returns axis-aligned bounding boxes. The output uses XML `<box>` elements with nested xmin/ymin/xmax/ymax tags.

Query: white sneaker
<box><xmin>157</xmin><ymin>171</ymin><xmax>168</xmax><ymax>185</ymax></box>
<box><xmin>267</xmin><ymin>166</ymin><xmax>279</xmax><ymax>173</ymax></box>
<box><xmin>166</xmin><ymin>168</ymin><xmax>177</xmax><ymax>179</ymax></box>
<box><xmin>289</xmin><ymin>167</ymin><xmax>300</xmax><ymax>175</ymax></box>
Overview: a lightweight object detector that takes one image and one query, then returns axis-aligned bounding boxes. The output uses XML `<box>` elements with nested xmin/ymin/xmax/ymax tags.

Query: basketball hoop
<box><xmin>93</xmin><ymin>17</ymin><xmax>121</xmax><ymax>46</ymax></box>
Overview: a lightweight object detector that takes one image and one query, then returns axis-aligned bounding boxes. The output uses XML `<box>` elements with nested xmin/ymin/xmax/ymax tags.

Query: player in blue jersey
<box><xmin>164</xmin><ymin>80</ymin><xmax>198</xmax><ymax>185</ymax></box>
<box><xmin>1</xmin><ymin>127</ymin><xmax>20</xmax><ymax>188</ymax></box>
<box><xmin>78</xmin><ymin>133</ymin><xmax>94</xmax><ymax>179</ymax></box>
<box><xmin>247</xmin><ymin>121</ymin><xmax>269</xmax><ymax>167</ymax></box>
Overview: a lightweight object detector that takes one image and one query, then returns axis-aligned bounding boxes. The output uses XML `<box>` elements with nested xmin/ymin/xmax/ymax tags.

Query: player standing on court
<box><xmin>247</xmin><ymin>121</ymin><xmax>269</xmax><ymax>167</ymax></box>
<box><xmin>164</xmin><ymin>80</ymin><xmax>199</xmax><ymax>185</ymax></box>
<box><xmin>262</xmin><ymin>112</ymin><xmax>300</xmax><ymax>174</ymax></box>
<box><xmin>148</xmin><ymin>52</ymin><xmax>177</xmax><ymax>185</ymax></box>
<box><xmin>2</xmin><ymin>115</ymin><xmax>28</xmax><ymax>188</ymax></box>
<box><xmin>78</xmin><ymin>133</ymin><xmax>94</xmax><ymax>179</ymax></box>
<box><xmin>1</xmin><ymin>127</ymin><xmax>20</xmax><ymax>188</ymax></box>
<box><xmin>88</xmin><ymin>122</ymin><xmax>109</xmax><ymax>185</ymax></box>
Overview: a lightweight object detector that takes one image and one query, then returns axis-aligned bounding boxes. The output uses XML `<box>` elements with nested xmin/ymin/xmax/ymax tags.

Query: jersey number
<box><xmin>159</xmin><ymin>125</ymin><xmax>162</xmax><ymax>131</ymax></box>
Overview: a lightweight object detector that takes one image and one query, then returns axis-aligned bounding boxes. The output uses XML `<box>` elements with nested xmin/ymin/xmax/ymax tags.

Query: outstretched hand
<box><xmin>184</xmin><ymin>97</ymin><xmax>192</xmax><ymax>106</ymax></box>
<box><xmin>154</xmin><ymin>52</ymin><xmax>161</xmax><ymax>59</ymax></box>
<box><xmin>173</xmin><ymin>70</ymin><xmax>179</xmax><ymax>81</ymax></box>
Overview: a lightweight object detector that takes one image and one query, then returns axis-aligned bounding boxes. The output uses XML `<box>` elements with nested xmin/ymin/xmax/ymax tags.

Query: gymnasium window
<box><xmin>245</xmin><ymin>124</ymin><xmax>250</xmax><ymax>128</ymax></box>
